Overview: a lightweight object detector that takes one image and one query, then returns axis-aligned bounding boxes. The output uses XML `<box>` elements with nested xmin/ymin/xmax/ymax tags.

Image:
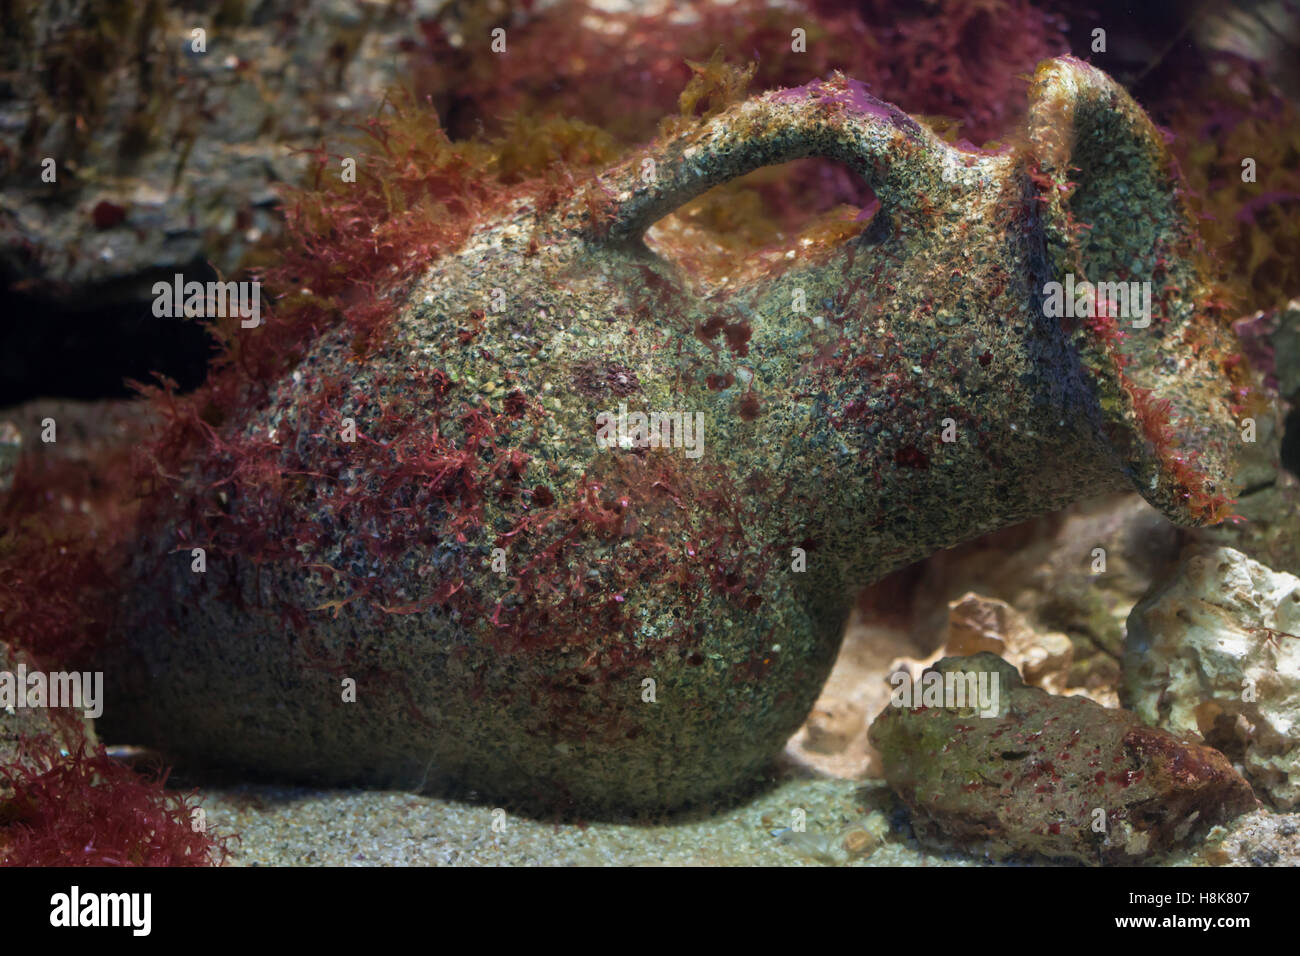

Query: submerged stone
<box><xmin>1125</xmin><ymin>546</ymin><xmax>1300</xmax><ymax>809</ymax></box>
<box><xmin>869</xmin><ymin>653</ymin><xmax>1256</xmax><ymax>864</ymax></box>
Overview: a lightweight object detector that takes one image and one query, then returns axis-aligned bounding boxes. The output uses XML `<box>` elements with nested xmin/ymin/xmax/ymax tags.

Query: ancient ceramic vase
<box><xmin>103</xmin><ymin>57</ymin><xmax>1245</xmax><ymax>813</ymax></box>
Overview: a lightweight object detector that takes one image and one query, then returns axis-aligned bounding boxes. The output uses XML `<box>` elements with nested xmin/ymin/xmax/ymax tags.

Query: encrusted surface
<box><xmin>870</xmin><ymin>654</ymin><xmax>1257</xmax><ymax>864</ymax></box>
<box><xmin>103</xmin><ymin>61</ymin><xmax>1245</xmax><ymax>813</ymax></box>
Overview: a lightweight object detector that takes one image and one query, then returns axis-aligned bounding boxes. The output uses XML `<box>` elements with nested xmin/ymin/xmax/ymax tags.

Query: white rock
<box><xmin>1124</xmin><ymin>546</ymin><xmax>1300</xmax><ymax>808</ymax></box>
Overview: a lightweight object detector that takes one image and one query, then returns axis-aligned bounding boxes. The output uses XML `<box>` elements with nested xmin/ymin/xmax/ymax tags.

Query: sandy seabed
<box><xmin>199</xmin><ymin>766</ymin><xmax>1298</xmax><ymax>868</ymax></box>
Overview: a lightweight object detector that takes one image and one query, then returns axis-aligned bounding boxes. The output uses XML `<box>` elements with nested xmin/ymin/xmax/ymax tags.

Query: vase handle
<box><xmin>574</xmin><ymin>74</ymin><xmax>949</xmax><ymax>245</ymax></box>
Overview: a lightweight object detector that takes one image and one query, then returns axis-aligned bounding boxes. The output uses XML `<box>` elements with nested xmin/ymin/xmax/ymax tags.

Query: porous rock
<box><xmin>1124</xmin><ymin>546</ymin><xmax>1300</xmax><ymax>808</ymax></box>
<box><xmin>869</xmin><ymin>653</ymin><xmax>1256</xmax><ymax>864</ymax></box>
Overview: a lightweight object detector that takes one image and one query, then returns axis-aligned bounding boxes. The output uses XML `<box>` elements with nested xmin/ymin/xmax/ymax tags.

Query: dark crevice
<box><xmin>1281</xmin><ymin>403</ymin><xmax>1300</xmax><ymax>478</ymax></box>
<box><xmin>0</xmin><ymin>281</ymin><xmax>219</xmax><ymax>406</ymax></box>
<box><xmin>1238</xmin><ymin>478</ymin><xmax>1279</xmax><ymax>498</ymax></box>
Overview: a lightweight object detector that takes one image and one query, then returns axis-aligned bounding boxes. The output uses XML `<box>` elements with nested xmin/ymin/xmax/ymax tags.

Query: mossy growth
<box><xmin>1165</xmin><ymin>54</ymin><xmax>1300</xmax><ymax>317</ymax></box>
<box><xmin>658</xmin><ymin>49</ymin><xmax>757</xmax><ymax>140</ymax></box>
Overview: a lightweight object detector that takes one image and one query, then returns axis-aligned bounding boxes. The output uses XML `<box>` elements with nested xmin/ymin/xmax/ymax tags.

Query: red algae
<box><xmin>411</xmin><ymin>0</ymin><xmax>1066</xmax><ymax>146</ymax></box>
<box><xmin>0</xmin><ymin>741</ymin><xmax>231</xmax><ymax>867</ymax></box>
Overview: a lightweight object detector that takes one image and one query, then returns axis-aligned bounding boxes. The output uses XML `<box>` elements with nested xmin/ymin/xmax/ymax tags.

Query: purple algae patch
<box><xmin>773</xmin><ymin>76</ymin><xmax>894</xmax><ymax>124</ymax></box>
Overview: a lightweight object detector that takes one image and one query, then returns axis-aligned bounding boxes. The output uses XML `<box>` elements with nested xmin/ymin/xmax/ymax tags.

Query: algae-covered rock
<box><xmin>0</xmin><ymin>642</ymin><xmax>94</xmax><ymax>804</ymax></box>
<box><xmin>1124</xmin><ymin>546</ymin><xmax>1300</xmax><ymax>808</ymax></box>
<box><xmin>869</xmin><ymin>653</ymin><xmax>1256</xmax><ymax>864</ymax></box>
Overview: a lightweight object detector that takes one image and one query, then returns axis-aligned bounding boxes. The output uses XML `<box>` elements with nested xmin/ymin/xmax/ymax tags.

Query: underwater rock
<box><xmin>800</xmin><ymin>697</ymin><xmax>867</xmax><ymax>756</ymax></box>
<box><xmin>869</xmin><ymin>653</ymin><xmax>1256</xmax><ymax>864</ymax></box>
<box><xmin>1192</xmin><ymin>809</ymin><xmax>1300</xmax><ymax>867</ymax></box>
<box><xmin>906</xmin><ymin>494</ymin><xmax>1181</xmax><ymax>695</ymax></box>
<box><xmin>0</xmin><ymin>0</ymin><xmax>417</xmax><ymax>299</ymax></box>
<box><xmin>1191</xmin><ymin>442</ymin><xmax>1300</xmax><ymax>579</ymax></box>
<box><xmin>104</xmin><ymin>58</ymin><xmax>1248</xmax><ymax>812</ymax></box>
<box><xmin>1194</xmin><ymin>300</ymin><xmax>1300</xmax><ymax>576</ymax></box>
<box><xmin>935</xmin><ymin>593</ymin><xmax>1075</xmax><ymax>696</ymax></box>
<box><xmin>1232</xmin><ymin>299</ymin><xmax>1300</xmax><ymax>404</ymax></box>
<box><xmin>890</xmin><ymin>592</ymin><xmax>1096</xmax><ymax>701</ymax></box>
<box><xmin>1124</xmin><ymin>546</ymin><xmax>1300</xmax><ymax>809</ymax></box>
<box><xmin>0</xmin><ymin>642</ymin><xmax>93</xmax><ymax>804</ymax></box>
<box><xmin>792</xmin><ymin>593</ymin><xmax>1087</xmax><ymax>784</ymax></box>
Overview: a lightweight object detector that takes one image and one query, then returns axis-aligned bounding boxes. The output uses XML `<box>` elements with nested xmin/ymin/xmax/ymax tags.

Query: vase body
<box><xmin>101</xmin><ymin>58</ymin><xmax>1244</xmax><ymax>812</ymax></box>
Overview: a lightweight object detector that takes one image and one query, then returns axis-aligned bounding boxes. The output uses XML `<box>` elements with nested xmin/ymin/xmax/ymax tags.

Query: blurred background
<box><xmin>1</xmin><ymin>0</ymin><xmax>1297</xmax><ymax>406</ymax></box>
